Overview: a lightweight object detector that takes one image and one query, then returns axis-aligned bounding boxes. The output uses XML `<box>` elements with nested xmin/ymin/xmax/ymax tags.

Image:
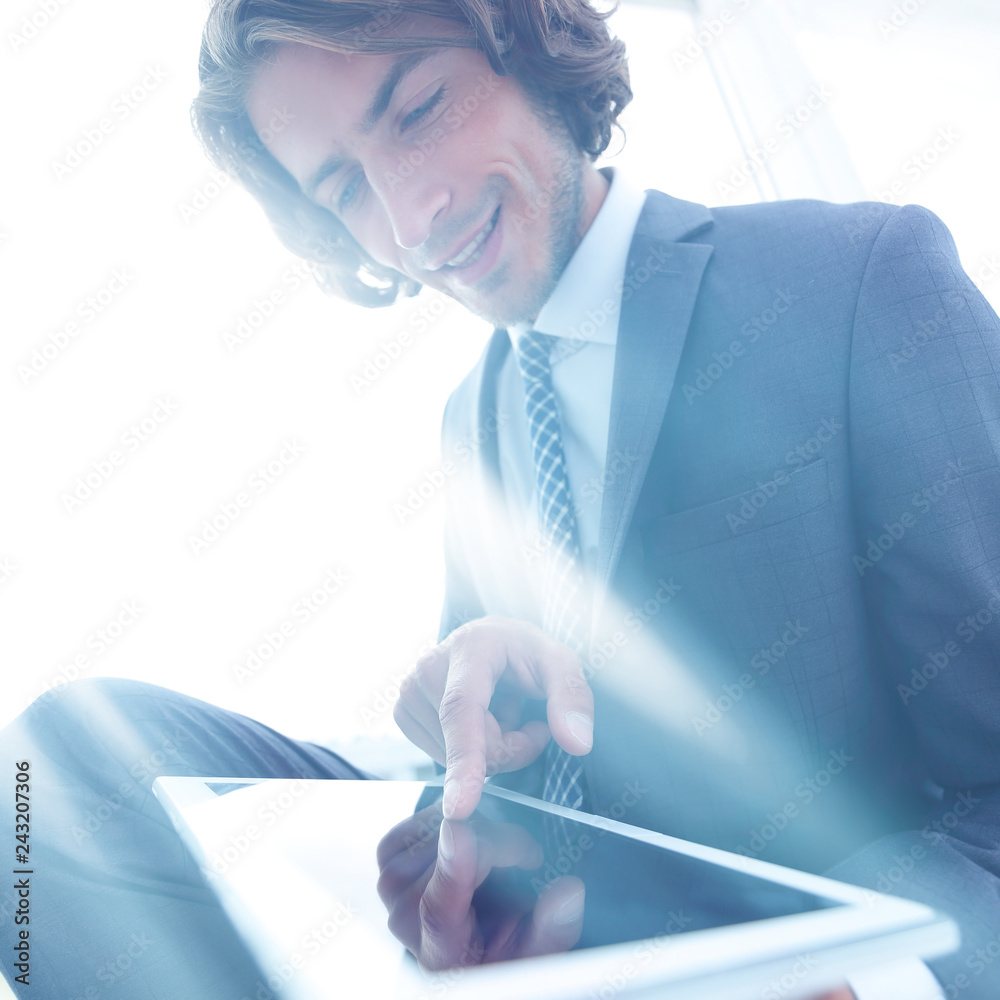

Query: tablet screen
<box><xmin>197</xmin><ymin>778</ymin><xmax>841</xmax><ymax>960</ymax></box>
<box><xmin>474</xmin><ymin>790</ymin><xmax>842</xmax><ymax>952</ymax></box>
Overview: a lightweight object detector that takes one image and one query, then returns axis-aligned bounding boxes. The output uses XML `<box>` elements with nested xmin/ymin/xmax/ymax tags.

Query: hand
<box><xmin>394</xmin><ymin>616</ymin><xmax>594</xmax><ymax>819</ymax></box>
<box><xmin>810</xmin><ymin>990</ymin><xmax>855</xmax><ymax>1000</ymax></box>
<box><xmin>376</xmin><ymin>802</ymin><xmax>585</xmax><ymax>970</ymax></box>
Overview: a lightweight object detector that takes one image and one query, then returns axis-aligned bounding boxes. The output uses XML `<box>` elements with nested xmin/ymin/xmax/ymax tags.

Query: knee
<box><xmin>2</xmin><ymin>678</ymin><xmax>202</xmax><ymax>809</ymax></box>
<box><xmin>28</xmin><ymin>676</ymin><xmax>154</xmax><ymax>718</ymax></box>
<box><xmin>3</xmin><ymin>677</ymin><xmax>164</xmax><ymax>752</ymax></box>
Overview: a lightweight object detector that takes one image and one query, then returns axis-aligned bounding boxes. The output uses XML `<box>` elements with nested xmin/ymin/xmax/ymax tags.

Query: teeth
<box><xmin>446</xmin><ymin>210</ymin><xmax>498</xmax><ymax>268</ymax></box>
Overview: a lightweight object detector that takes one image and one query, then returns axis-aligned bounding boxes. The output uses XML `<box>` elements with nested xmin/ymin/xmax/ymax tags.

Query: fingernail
<box><xmin>443</xmin><ymin>779</ymin><xmax>461</xmax><ymax>818</ymax></box>
<box><xmin>565</xmin><ymin>712</ymin><xmax>593</xmax><ymax>749</ymax></box>
<box><xmin>438</xmin><ymin>820</ymin><xmax>455</xmax><ymax>861</ymax></box>
<box><xmin>552</xmin><ymin>888</ymin><xmax>585</xmax><ymax>925</ymax></box>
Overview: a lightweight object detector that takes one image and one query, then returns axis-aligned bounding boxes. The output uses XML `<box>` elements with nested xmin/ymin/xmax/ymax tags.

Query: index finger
<box><xmin>437</xmin><ymin>630</ymin><xmax>508</xmax><ymax>820</ymax></box>
<box><xmin>417</xmin><ymin>819</ymin><xmax>481</xmax><ymax>970</ymax></box>
<box><xmin>438</xmin><ymin>625</ymin><xmax>596</xmax><ymax>819</ymax></box>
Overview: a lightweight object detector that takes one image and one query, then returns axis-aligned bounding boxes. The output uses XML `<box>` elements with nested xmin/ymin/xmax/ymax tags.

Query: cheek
<box><xmin>448</xmin><ymin>81</ymin><xmax>526</xmax><ymax>165</ymax></box>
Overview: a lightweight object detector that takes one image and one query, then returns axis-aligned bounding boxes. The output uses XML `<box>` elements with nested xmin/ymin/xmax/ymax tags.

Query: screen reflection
<box><xmin>375</xmin><ymin>790</ymin><xmax>839</xmax><ymax>972</ymax></box>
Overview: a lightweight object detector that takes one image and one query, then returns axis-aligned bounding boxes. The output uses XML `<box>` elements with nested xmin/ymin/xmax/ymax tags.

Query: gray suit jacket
<box><xmin>439</xmin><ymin>190</ymin><xmax>1000</xmax><ymax>995</ymax></box>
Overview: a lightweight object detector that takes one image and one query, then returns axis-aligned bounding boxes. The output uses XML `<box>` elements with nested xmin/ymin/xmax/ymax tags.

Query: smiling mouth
<box><xmin>442</xmin><ymin>206</ymin><xmax>501</xmax><ymax>270</ymax></box>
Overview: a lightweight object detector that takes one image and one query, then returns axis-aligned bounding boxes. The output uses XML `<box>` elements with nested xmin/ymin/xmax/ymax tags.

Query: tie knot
<box><xmin>515</xmin><ymin>330</ymin><xmax>555</xmax><ymax>383</ymax></box>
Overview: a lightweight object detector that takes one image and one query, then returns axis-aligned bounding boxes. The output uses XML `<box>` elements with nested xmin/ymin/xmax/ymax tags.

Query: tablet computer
<box><xmin>152</xmin><ymin>776</ymin><xmax>957</xmax><ymax>1000</ymax></box>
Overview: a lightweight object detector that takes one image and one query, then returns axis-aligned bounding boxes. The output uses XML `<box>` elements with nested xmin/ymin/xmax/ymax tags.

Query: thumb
<box><xmin>534</xmin><ymin>639</ymin><xmax>594</xmax><ymax>756</ymax></box>
<box><xmin>545</xmin><ymin>684</ymin><xmax>594</xmax><ymax>757</ymax></box>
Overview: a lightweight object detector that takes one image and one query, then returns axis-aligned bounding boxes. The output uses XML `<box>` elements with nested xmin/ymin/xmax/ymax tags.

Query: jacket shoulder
<box><xmin>706</xmin><ymin>196</ymin><xmax>904</xmax><ymax>257</ymax></box>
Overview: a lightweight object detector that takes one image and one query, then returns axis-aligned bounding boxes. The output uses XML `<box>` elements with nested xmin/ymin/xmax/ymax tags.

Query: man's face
<box><xmin>247</xmin><ymin>30</ymin><xmax>605</xmax><ymax>327</ymax></box>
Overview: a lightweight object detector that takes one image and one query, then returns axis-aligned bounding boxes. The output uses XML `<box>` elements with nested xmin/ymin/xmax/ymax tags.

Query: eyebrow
<box><xmin>361</xmin><ymin>49</ymin><xmax>435</xmax><ymax>134</ymax></box>
<box><xmin>302</xmin><ymin>49</ymin><xmax>437</xmax><ymax>200</ymax></box>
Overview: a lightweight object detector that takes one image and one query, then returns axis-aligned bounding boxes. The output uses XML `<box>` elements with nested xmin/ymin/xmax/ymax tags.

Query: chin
<box><xmin>467</xmin><ymin>293</ymin><xmax>548</xmax><ymax>330</ymax></box>
<box><xmin>464</xmin><ymin>265</ymin><xmax>558</xmax><ymax>329</ymax></box>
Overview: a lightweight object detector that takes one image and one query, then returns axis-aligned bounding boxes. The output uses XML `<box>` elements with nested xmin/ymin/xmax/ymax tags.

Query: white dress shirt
<box><xmin>500</xmin><ymin>167</ymin><xmax>646</xmax><ymax>570</ymax></box>
<box><xmin>495</xmin><ymin>168</ymin><xmax>946</xmax><ymax>1000</ymax></box>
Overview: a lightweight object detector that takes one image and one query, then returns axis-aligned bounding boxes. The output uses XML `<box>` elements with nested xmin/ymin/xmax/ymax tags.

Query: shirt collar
<box><xmin>510</xmin><ymin>168</ymin><xmax>647</xmax><ymax>351</ymax></box>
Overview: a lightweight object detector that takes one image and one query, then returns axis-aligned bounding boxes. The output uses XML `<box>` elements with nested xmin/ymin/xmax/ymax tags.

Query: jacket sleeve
<box><xmin>830</xmin><ymin>203</ymin><xmax>1000</xmax><ymax>998</ymax></box>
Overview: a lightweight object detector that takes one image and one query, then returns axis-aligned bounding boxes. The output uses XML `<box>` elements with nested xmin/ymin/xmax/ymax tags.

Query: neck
<box><xmin>519</xmin><ymin>160</ymin><xmax>610</xmax><ymax>329</ymax></box>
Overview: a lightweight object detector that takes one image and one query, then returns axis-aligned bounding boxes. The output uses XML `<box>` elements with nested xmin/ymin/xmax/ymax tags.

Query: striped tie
<box><xmin>514</xmin><ymin>331</ymin><xmax>590</xmax><ymax>824</ymax></box>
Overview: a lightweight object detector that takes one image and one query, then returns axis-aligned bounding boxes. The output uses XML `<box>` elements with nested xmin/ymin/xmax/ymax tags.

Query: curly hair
<box><xmin>192</xmin><ymin>0</ymin><xmax>632</xmax><ymax>307</ymax></box>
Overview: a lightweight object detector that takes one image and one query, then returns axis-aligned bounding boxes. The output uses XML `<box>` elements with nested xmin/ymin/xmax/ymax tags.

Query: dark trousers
<box><xmin>0</xmin><ymin>678</ymin><xmax>366</xmax><ymax>1000</ymax></box>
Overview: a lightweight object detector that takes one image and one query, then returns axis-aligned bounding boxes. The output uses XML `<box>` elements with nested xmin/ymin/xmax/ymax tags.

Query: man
<box><xmin>2</xmin><ymin>1</ymin><xmax>997</xmax><ymax>998</ymax></box>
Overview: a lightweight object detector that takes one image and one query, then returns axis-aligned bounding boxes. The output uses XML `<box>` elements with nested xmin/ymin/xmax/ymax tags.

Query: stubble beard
<box><xmin>467</xmin><ymin>117</ymin><xmax>586</xmax><ymax>330</ymax></box>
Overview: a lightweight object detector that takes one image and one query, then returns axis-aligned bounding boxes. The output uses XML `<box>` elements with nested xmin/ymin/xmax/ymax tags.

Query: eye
<box><xmin>337</xmin><ymin>171</ymin><xmax>365</xmax><ymax>213</ymax></box>
<box><xmin>400</xmin><ymin>86</ymin><xmax>447</xmax><ymax>131</ymax></box>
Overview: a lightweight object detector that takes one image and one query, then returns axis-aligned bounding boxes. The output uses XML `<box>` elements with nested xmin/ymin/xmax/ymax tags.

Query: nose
<box><xmin>369</xmin><ymin>149</ymin><xmax>450</xmax><ymax>253</ymax></box>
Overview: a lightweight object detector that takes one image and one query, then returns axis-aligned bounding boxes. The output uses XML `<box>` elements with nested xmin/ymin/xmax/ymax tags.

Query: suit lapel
<box><xmin>594</xmin><ymin>191</ymin><xmax>715</xmax><ymax>609</ymax></box>
<box><xmin>476</xmin><ymin>328</ymin><xmax>511</xmax><ymax>490</ymax></box>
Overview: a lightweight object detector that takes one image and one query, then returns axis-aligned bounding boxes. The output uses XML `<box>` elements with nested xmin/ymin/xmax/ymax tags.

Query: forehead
<box><xmin>249</xmin><ymin>40</ymin><xmax>389</xmax><ymax>114</ymax></box>
<box><xmin>245</xmin><ymin>14</ymin><xmax>473</xmax><ymax>181</ymax></box>
<box><xmin>246</xmin><ymin>43</ymin><xmax>388</xmax><ymax>179</ymax></box>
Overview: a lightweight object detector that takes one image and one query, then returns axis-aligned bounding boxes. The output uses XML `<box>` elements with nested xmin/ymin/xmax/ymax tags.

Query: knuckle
<box><xmin>445</xmin><ymin>742</ymin><xmax>483</xmax><ymax>778</ymax></box>
<box><xmin>445</xmin><ymin>739</ymin><xmax>486</xmax><ymax>782</ymax></box>
<box><xmin>385</xmin><ymin>906</ymin><xmax>411</xmax><ymax>943</ymax></box>
<box><xmin>411</xmin><ymin>653</ymin><xmax>442</xmax><ymax>689</ymax></box>
<box><xmin>398</xmin><ymin>672</ymin><xmax>421</xmax><ymax>701</ymax></box>
<box><xmin>449</xmin><ymin>620</ymin><xmax>479</xmax><ymax>643</ymax></box>
<box><xmin>451</xmin><ymin>615</ymin><xmax>507</xmax><ymax>646</ymax></box>
<box><xmin>437</xmin><ymin>686</ymin><xmax>468</xmax><ymax>726</ymax></box>
<box><xmin>414</xmin><ymin>649</ymin><xmax>436</xmax><ymax>669</ymax></box>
